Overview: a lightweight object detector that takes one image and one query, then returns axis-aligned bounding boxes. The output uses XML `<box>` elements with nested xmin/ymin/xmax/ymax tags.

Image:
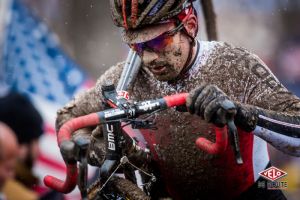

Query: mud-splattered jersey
<box><xmin>56</xmin><ymin>40</ymin><xmax>300</xmax><ymax>199</ymax></box>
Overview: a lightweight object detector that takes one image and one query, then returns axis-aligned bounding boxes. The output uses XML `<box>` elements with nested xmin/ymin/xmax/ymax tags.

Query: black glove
<box><xmin>186</xmin><ymin>84</ymin><xmax>237</xmax><ymax>127</ymax></box>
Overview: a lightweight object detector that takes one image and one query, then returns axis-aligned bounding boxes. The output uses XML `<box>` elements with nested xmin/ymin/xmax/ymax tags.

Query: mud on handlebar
<box><xmin>43</xmin><ymin>93</ymin><xmax>229</xmax><ymax>193</ymax></box>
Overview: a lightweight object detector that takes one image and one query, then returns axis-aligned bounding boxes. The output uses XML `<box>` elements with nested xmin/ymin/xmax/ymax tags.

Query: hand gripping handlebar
<box><xmin>44</xmin><ymin>93</ymin><xmax>229</xmax><ymax>193</ymax></box>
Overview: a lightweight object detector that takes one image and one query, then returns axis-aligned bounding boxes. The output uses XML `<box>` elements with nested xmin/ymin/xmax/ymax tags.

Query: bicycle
<box><xmin>44</xmin><ymin>83</ymin><xmax>240</xmax><ymax>199</ymax></box>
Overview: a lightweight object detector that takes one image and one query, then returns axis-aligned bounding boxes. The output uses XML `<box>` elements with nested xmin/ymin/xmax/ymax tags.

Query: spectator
<box><xmin>0</xmin><ymin>92</ymin><xmax>43</xmax><ymax>182</ymax></box>
<box><xmin>0</xmin><ymin>91</ymin><xmax>43</xmax><ymax>200</ymax></box>
<box><xmin>0</xmin><ymin>122</ymin><xmax>19</xmax><ymax>200</ymax></box>
<box><xmin>0</xmin><ymin>91</ymin><xmax>63</xmax><ymax>200</ymax></box>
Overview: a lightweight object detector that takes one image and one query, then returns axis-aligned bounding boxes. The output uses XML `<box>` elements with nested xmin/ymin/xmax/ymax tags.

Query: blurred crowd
<box><xmin>0</xmin><ymin>0</ymin><xmax>299</xmax><ymax>200</ymax></box>
<box><xmin>0</xmin><ymin>91</ymin><xmax>63</xmax><ymax>200</ymax></box>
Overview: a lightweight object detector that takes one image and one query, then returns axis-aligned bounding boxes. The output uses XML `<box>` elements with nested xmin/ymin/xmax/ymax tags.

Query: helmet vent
<box><xmin>131</xmin><ymin>0</ymin><xmax>139</xmax><ymax>27</ymax></box>
<box><xmin>148</xmin><ymin>0</ymin><xmax>166</xmax><ymax>16</ymax></box>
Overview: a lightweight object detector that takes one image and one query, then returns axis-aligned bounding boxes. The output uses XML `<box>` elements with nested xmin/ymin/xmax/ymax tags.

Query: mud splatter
<box><xmin>56</xmin><ymin>41</ymin><xmax>300</xmax><ymax>199</ymax></box>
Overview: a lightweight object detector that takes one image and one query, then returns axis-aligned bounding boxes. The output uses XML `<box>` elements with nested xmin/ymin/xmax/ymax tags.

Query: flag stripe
<box><xmin>38</xmin><ymin>154</ymin><xmax>66</xmax><ymax>172</ymax></box>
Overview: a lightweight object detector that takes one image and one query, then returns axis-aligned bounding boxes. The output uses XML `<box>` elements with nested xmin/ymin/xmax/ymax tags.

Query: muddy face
<box><xmin>139</xmin><ymin>25</ymin><xmax>191</xmax><ymax>81</ymax></box>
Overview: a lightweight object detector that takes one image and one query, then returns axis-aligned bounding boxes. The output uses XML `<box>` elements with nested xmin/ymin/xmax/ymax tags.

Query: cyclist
<box><xmin>56</xmin><ymin>0</ymin><xmax>300</xmax><ymax>199</ymax></box>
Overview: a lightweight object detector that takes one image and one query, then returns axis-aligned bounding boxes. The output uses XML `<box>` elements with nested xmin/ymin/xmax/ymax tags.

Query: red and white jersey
<box><xmin>123</xmin><ymin>40</ymin><xmax>296</xmax><ymax>199</ymax></box>
<box><xmin>56</xmin><ymin>40</ymin><xmax>300</xmax><ymax>199</ymax></box>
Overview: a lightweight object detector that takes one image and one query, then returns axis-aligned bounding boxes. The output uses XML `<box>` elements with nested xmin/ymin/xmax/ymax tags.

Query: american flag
<box><xmin>0</xmin><ymin>0</ymin><xmax>94</xmax><ymax>198</ymax></box>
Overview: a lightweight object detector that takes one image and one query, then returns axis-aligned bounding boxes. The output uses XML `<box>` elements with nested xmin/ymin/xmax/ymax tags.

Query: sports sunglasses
<box><xmin>129</xmin><ymin>23</ymin><xmax>184</xmax><ymax>54</ymax></box>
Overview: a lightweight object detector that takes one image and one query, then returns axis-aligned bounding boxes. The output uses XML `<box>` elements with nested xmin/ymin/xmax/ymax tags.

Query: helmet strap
<box><xmin>179</xmin><ymin>34</ymin><xmax>195</xmax><ymax>77</ymax></box>
<box><xmin>175</xmin><ymin>6</ymin><xmax>196</xmax><ymax>46</ymax></box>
<box><xmin>173</xmin><ymin>15</ymin><xmax>196</xmax><ymax>79</ymax></box>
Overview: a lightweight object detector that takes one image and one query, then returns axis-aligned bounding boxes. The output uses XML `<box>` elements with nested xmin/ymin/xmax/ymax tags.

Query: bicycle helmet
<box><xmin>110</xmin><ymin>0</ymin><xmax>196</xmax><ymax>43</ymax></box>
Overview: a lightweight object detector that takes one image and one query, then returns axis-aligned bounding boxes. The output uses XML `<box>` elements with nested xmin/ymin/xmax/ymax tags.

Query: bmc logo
<box><xmin>259</xmin><ymin>166</ymin><xmax>287</xmax><ymax>182</ymax></box>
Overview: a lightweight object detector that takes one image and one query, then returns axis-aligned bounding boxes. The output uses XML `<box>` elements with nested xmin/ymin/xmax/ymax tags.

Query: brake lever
<box><xmin>227</xmin><ymin>120</ymin><xmax>243</xmax><ymax>164</ymax></box>
<box><xmin>220</xmin><ymin>100</ymin><xmax>243</xmax><ymax>165</ymax></box>
<box><xmin>74</xmin><ymin>137</ymin><xmax>90</xmax><ymax>200</ymax></box>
